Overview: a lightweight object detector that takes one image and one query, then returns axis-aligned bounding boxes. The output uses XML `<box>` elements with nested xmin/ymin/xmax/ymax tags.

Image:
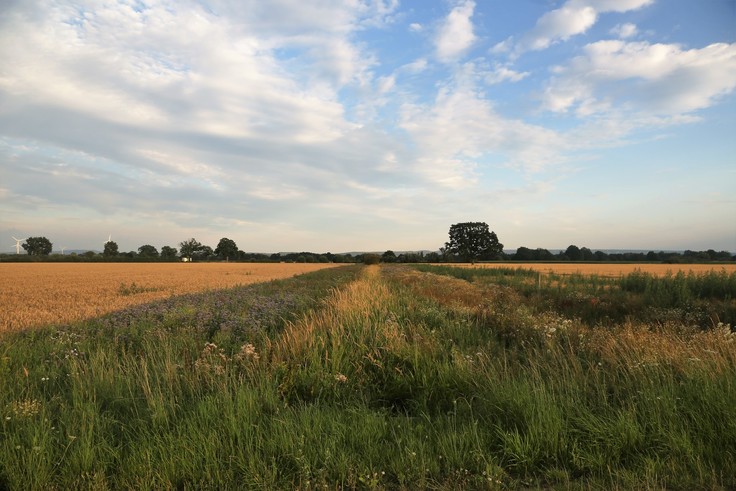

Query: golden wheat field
<box><xmin>0</xmin><ymin>263</ymin><xmax>343</xmax><ymax>332</ymax></box>
<box><xmin>446</xmin><ymin>262</ymin><xmax>736</xmax><ymax>277</ymax></box>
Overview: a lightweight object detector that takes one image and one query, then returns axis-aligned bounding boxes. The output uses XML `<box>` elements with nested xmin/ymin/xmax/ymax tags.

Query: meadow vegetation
<box><xmin>1</xmin><ymin>264</ymin><xmax>734</xmax><ymax>489</ymax></box>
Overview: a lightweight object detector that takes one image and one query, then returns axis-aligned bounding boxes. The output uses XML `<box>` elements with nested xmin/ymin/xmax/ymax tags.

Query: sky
<box><xmin>1</xmin><ymin>0</ymin><xmax>735</xmax><ymax>254</ymax></box>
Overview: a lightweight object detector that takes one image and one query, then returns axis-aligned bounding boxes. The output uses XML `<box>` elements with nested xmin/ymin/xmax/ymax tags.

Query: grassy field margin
<box><xmin>1</xmin><ymin>264</ymin><xmax>734</xmax><ymax>489</ymax></box>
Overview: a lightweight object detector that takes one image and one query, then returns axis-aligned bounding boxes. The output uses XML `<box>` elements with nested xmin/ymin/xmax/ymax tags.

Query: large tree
<box><xmin>445</xmin><ymin>222</ymin><xmax>503</xmax><ymax>263</ymax></box>
<box><xmin>103</xmin><ymin>241</ymin><xmax>119</xmax><ymax>257</ymax></box>
<box><xmin>179</xmin><ymin>238</ymin><xmax>204</xmax><ymax>261</ymax></box>
<box><xmin>214</xmin><ymin>237</ymin><xmax>238</xmax><ymax>261</ymax></box>
<box><xmin>137</xmin><ymin>244</ymin><xmax>159</xmax><ymax>258</ymax></box>
<box><xmin>160</xmin><ymin>245</ymin><xmax>178</xmax><ymax>259</ymax></box>
<box><xmin>563</xmin><ymin>244</ymin><xmax>581</xmax><ymax>261</ymax></box>
<box><xmin>22</xmin><ymin>236</ymin><xmax>53</xmax><ymax>256</ymax></box>
<box><xmin>195</xmin><ymin>245</ymin><xmax>214</xmax><ymax>261</ymax></box>
<box><xmin>381</xmin><ymin>250</ymin><xmax>397</xmax><ymax>263</ymax></box>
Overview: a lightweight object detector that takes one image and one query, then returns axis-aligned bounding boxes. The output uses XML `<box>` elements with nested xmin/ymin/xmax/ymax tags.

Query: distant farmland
<box><xmin>443</xmin><ymin>262</ymin><xmax>736</xmax><ymax>277</ymax></box>
<box><xmin>0</xmin><ymin>263</ymin><xmax>343</xmax><ymax>332</ymax></box>
<box><xmin>4</xmin><ymin>262</ymin><xmax>734</xmax><ymax>332</ymax></box>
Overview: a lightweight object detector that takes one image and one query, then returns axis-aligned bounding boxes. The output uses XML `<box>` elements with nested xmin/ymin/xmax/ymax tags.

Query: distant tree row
<box><xmin>4</xmin><ymin>230</ymin><xmax>734</xmax><ymax>264</ymax></box>
<box><xmin>510</xmin><ymin>245</ymin><xmax>735</xmax><ymax>263</ymax></box>
<box><xmin>436</xmin><ymin>223</ymin><xmax>734</xmax><ymax>264</ymax></box>
<box><xmin>4</xmin><ymin>236</ymin><xmax>357</xmax><ymax>263</ymax></box>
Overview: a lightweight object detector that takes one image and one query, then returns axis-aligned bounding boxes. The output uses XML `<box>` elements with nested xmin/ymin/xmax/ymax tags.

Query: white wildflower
<box><xmin>718</xmin><ymin>323</ymin><xmax>734</xmax><ymax>342</ymax></box>
<box><xmin>235</xmin><ymin>343</ymin><xmax>260</xmax><ymax>362</ymax></box>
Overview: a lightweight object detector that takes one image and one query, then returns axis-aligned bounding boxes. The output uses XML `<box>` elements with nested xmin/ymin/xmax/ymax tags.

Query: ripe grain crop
<box><xmin>444</xmin><ymin>262</ymin><xmax>736</xmax><ymax>277</ymax></box>
<box><xmin>0</xmin><ymin>263</ymin><xmax>342</xmax><ymax>332</ymax></box>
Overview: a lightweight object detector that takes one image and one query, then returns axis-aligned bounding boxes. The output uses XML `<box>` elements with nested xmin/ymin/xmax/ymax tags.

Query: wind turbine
<box><xmin>11</xmin><ymin>236</ymin><xmax>25</xmax><ymax>255</ymax></box>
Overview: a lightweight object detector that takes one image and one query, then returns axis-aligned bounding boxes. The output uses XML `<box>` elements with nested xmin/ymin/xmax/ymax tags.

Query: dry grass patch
<box><xmin>584</xmin><ymin>321</ymin><xmax>736</xmax><ymax>376</ymax></box>
<box><xmin>274</xmin><ymin>265</ymin><xmax>401</xmax><ymax>361</ymax></box>
<box><xmin>0</xmin><ymin>262</ymin><xmax>343</xmax><ymax>332</ymax></box>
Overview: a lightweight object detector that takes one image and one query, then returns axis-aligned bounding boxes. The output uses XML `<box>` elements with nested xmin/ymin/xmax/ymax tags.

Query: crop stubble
<box><xmin>0</xmin><ymin>263</ymin><xmax>342</xmax><ymax>332</ymax></box>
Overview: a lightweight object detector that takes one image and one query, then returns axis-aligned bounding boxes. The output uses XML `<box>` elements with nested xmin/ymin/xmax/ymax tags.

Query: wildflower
<box><xmin>234</xmin><ymin>343</ymin><xmax>260</xmax><ymax>363</ymax></box>
<box><xmin>718</xmin><ymin>323</ymin><xmax>734</xmax><ymax>342</ymax></box>
<box><xmin>9</xmin><ymin>399</ymin><xmax>42</xmax><ymax>418</ymax></box>
<box><xmin>334</xmin><ymin>373</ymin><xmax>347</xmax><ymax>383</ymax></box>
<box><xmin>195</xmin><ymin>342</ymin><xmax>229</xmax><ymax>375</ymax></box>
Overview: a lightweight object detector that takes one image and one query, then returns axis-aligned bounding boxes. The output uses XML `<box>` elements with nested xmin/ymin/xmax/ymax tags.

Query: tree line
<box><xmin>438</xmin><ymin>222</ymin><xmax>734</xmax><ymax>263</ymax></box>
<box><xmin>4</xmin><ymin>236</ymin><xmax>358</xmax><ymax>263</ymax></box>
<box><xmin>4</xmin><ymin>228</ymin><xmax>734</xmax><ymax>264</ymax></box>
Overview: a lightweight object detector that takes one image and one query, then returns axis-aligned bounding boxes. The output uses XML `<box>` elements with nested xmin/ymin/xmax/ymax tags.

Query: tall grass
<box><xmin>417</xmin><ymin>264</ymin><xmax>736</xmax><ymax>327</ymax></box>
<box><xmin>1</xmin><ymin>264</ymin><xmax>734</xmax><ymax>489</ymax></box>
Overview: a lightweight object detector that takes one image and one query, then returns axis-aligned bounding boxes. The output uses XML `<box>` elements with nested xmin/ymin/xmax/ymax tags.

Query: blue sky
<box><xmin>1</xmin><ymin>0</ymin><xmax>735</xmax><ymax>254</ymax></box>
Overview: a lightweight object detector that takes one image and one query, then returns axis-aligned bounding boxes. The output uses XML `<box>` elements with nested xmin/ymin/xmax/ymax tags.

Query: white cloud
<box><xmin>302</xmin><ymin>36</ymin><xmax>376</xmax><ymax>88</ymax></box>
<box><xmin>376</xmin><ymin>75</ymin><xmax>396</xmax><ymax>94</ymax></box>
<box><xmin>435</xmin><ymin>0</ymin><xmax>477</xmax><ymax>62</ymax></box>
<box><xmin>575</xmin><ymin>0</ymin><xmax>653</xmax><ymax>13</ymax></box>
<box><xmin>409</xmin><ymin>22</ymin><xmax>422</xmax><ymax>32</ymax></box>
<box><xmin>610</xmin><ymin>23</ymin><xmax>638</xmax><ymax>39</ymax></box>
<box><xmin>400</xmin><ymin>65</ymin><xmax>566</xmax><ymax>183</ymax></box>
<box><xmin>357</xmin><ymin>0</ymin><xmax>401</xmax><ymax>28</ymax></box>
<box><xmin>543</xmin><ymin>40</ymin><xmax>736</xmax><ymax>116</ymax></box>
<box><xmin>484</xmin><ymin>64</ymin><xmax>530</xmax><ymax>85</ymax></box>
<box><xmin>205</xmin><ymin>0</ymin><xmax>397</xmax><ymax>35</ymax></box>
<box><xmin>400</xmin><ymin>58</ymin><xmax>429</xmax><ymax>74</ymax></box>
<box><xmin>490</xmin><ymin>39</ymin><xmax>511</xmax><ymax>54</ymax></box>
<box><xmin>521</xmin><ymin>5</ymin><xmax>598</xmax><ymax>52</ymax></box>
<box><xmin>0</xmin><ymin>2</ymin><xmax>360</xmax><ymax>145</ymax></box>
<box><xmin>501</xmin><ymin>0</ymin><xmax>653</xmax><ymax>56</ymax></box>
